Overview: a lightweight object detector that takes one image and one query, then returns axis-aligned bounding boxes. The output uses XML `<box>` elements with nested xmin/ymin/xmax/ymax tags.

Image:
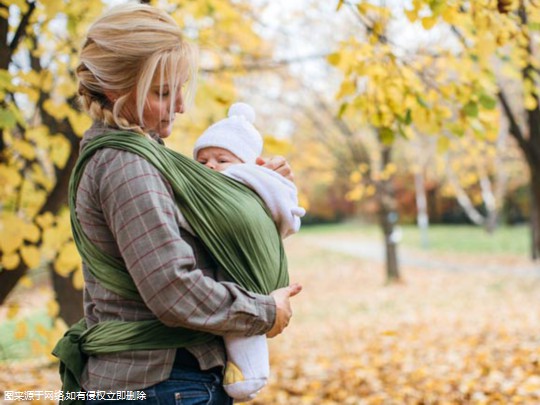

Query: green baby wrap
<box><xmin>52</xmin><ymin>132</ymin><xmax>288</xmax><ymax>401</ymax></box>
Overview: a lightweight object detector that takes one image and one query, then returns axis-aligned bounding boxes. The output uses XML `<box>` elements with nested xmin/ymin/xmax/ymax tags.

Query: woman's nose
<box><xmin>175</xmin><ymin>92</ymin><xmax>185</xmax><ymax>114</ymax></box>
<box><xmin>175</xmin><ymin>101</ymin><xmax>184</xmax><ymax>114</ymax></box>
<box><xmin>205</xmin><ymin>161</ymin><xmax>216</xmax><ymax>170</ymax></box>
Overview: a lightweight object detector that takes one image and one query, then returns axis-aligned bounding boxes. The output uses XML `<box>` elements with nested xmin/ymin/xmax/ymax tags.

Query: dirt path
<box><xmin>304</xmin><ymin>234</ymin><xmax>540</xmax><ymax>276</ymax></box>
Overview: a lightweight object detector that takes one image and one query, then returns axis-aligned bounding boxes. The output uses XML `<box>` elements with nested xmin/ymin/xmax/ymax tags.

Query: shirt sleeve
<box><xmin>94</xmin><ymin>149</ymin><xmax>276</xmax><ymax>337</ymax></box>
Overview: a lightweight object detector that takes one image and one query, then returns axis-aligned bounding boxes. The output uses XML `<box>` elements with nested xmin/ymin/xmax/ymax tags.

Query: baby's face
<box><xmin>196</xmin><ymin>147</ymin><xmax>243</xmax><ymax>172</ymax></box>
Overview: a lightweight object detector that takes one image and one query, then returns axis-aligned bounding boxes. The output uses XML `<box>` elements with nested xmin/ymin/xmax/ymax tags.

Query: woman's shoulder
<box><xmin>89</xmin><ymin>147</ymin><xmax>160</xmax><ymax>179</ymax></box>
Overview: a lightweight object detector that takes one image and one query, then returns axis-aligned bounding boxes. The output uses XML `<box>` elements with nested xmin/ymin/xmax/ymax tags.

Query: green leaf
<box><xmin>0</xmin><ymin>108</ymin><xmax>16</xmax><ymax>129</ymax></box>
<box><xmin>529</xmin><ymin>22</ymin><xmax>540</xmax><ymax>31</ymax></box>
<box><xmin>379</xmin><ymin>127</ymin><xmax>395</xmax><ymax>145</ymax></box>
<box><xmin>449</xmin><ymin>123</ymin><xmax>465</xmax><ymax>137</ymax></box>
<box><xmin>416</xmin><ymin>95</ymin><xmax>429</xmax><ymax>108</ymax></box>
<box><xmin>463</xmin><ymin>101</ymin><xmax>479</xmax><ymax>117</ymax></box>
<box><xmin>403</xmin><ymin>109</ymin><xmax>412</xmax><ymax>125</ymax></box>
<box><xmin>0</xmin><ymin>69</ymin><xmax>13</xmax><ymax>91</ymax></box>
<box><xmin>437</xmin><ymin>136</ymin><xmax>450</xmax><ymax>153</ymax></box>
<box><xmin>338</xmin><ymin>102</ymin><xmax>348</xmax><ymax>118</ymax></box>
<box><xmin>479</xmin><ymin>94</ymin><xmax>497</xmax><ymax>110</ymax></box>
<box><xmin>429</xmin><ymin>0</ymin><xmax>446</xmax><ymax>14</ymax></box>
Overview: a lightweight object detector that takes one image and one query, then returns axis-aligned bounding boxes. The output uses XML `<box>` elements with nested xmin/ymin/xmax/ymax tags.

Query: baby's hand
<box><xmin>256</xmin><ymin>156</ymin><xmax>294</xmax><ymax>182</ymax></box>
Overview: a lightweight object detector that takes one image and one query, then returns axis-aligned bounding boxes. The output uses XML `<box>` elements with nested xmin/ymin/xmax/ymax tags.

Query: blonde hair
<box><xmin>76</xmin><ymin>3</ymin><xmax>197</xmax><ymax>134</ymax></box>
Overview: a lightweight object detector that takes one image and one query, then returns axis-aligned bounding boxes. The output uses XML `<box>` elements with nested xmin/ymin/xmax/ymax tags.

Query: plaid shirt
<box><xmin>76</xmin><ymin>124</ymin><xmax>276</xmax><ymax>391</ymax></box>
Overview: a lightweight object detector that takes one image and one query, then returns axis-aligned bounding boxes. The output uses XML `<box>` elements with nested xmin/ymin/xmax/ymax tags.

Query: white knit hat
<box><xmin>193</xmin><ymin>102</ymin><xmax>263</xmax><ymax>164</ymax></box>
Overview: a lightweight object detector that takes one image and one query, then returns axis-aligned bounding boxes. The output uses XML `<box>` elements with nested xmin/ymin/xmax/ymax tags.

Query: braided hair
<box><xmin>76</xmin><ymin>3</ymin><xmax>197</xmax><ymax>135</ymax></box>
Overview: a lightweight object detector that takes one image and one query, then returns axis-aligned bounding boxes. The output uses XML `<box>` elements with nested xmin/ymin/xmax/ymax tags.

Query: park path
<box><xmin>306</xmin><ymin>236</ymin><xmax>540</xmax><ymax>276</ymax></box>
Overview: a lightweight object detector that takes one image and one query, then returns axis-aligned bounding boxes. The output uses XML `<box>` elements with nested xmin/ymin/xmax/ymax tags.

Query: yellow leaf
<box><xmin>350</xmin><ymin>171</ymin><xmax>362</xmax><ymax>183</ymax></box>
<box><xmin>404</xmin><ymin>9</ymin><xmax>417</xmax><ymax>22</ymax></box>
<box><xmin>35</xmin><ymin>323</ymin><xmax>49</xmax><ymax>338</ymax></box>
<box><xmin>54</xmin><ymin>241</ymin><xmax>81</xmax><ymax>277</ymax></box>
<box><xmin>421</xmin><ymin>16</ymin><xmax>438</xmax><ymax>30</ymax></box>
<box><xmin>7</xmin><ymin>304</ymin><xmax>20</xmax><ymax>320</ymax></box>
<box><xmin>346</xmin><ymin>185</ymin><xmax>365</xmax><ymax>202</ymax></box>
<box><xmin>22</xmin><ymin>222</ymin><xmax>40</xmax><ymax>243</ymax></box>
<box><xmin>263</xmin><ymin>136</ymin><xmax>292</xmax><ymax>156</ymax></box>
<box><xmin>49</xmin><ymin>135</ymin><xmax>71</xmax><ymax>169</ymax></box>
<box><xmin>385</xmin><ymin>162</ymin><xmax>397</xmax><ymax>175</ymax></box>
<box><xmin>437</xmin><ymin>136</ymin><xmax>450</xmax><ymax>153</ymax></box>
<box><xmin>20</xmin><ymin>246</ymin><xmax>41</xmax><ymax>268</ymax></box>
<box><xmin>0</xmin><ymin>164</ymin><xmax>23</xmax><ymax>189</ymax></box>
<box><xmin>43</xmin><ymin>99</ymin><xmax>71</xmax><ymax>121</ymax></box>
<box><xmin>47</xmin><ymin>299</ymin><xmax>60</xmax><ymax>317</ymax></box>
<box><xmin>298</xmin><ymin>193</ymin><xmax>309</xmax><ymax>211</ymax></box>
<box><xmin>12</xmin><ymin>139</ymin><xmax>36</xmax><ymax>160</ymax></box>
<box><xmin>36</xmin><ymin>212</ymin><xmax>55</xmax><ymax>229</ymax></box>
<box><xmin>337</xmin><ymin>80</ymin><xmax>357</xmax><ymax>99</ymax></box>
<box><xmin>327</xmin><ymin>52</ymin><xmax>340</xmax><ymax>66</ymax></box>
<box><xmin>73</xmin><ymin>266</ymin><xmax>84</xmax><ymax>290</ymax></box>
<box><xmin>14</xmin><ymin>321</ymin><xmax>28</xmax><ymax>340</ymax></box>
<box><xmin>525</xmin><ymin>94</ymin><xmax>538</xmax><ymax>110</ymax></box>
<box><xmin>31</xmin><ymin>339</ymin><xmax>44</xmax><ymax>356</ymax></box>
<box><xmin>67</xmin><ymin>110</ymin><xmax>92</xmax><ymax>137</ymax></box>
<box><xmin>441</xmin><ymin>7</ymin><xmax>458</xmax><ymax>24</ymax></box>
<box><xmin>2</xmin><ymin>252</ymin><xmax>20</xmax><ymax>270</ymax></box>
<box><xmin>19</xmin><ymin>275</ymin><xmax>33</xmax><ymax>288</ymax></box>
<box><xmin>25</xmin><ymin>125</ymin><xmax>49</xmax><ymax>148</ymax></box>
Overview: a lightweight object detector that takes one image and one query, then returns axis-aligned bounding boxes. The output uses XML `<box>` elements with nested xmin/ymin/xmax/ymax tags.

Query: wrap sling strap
<box><xmin>52</xmin><ymin>131</ymin><xmax>289</xmax><ymax>400</ymax></box>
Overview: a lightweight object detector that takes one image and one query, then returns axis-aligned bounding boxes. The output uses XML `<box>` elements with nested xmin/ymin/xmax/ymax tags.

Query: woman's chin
<box><xmin>158</xmin><ymin>126</ymin><xmax>173</xmax><ymax>139</ymax></box>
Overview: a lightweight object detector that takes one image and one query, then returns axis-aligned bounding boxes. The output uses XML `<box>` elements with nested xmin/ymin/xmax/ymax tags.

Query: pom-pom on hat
<box><xmin>193</xmin><ymin>102</ymin><xmax>263</xmax><ymax>164</ymax></box>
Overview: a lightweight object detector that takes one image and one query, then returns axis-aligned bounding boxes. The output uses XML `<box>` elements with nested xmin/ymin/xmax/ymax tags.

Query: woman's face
<box><xmin>124</xmin><ymin>79</ymin><xmax>185</xmax><ymax>139</ymax></box>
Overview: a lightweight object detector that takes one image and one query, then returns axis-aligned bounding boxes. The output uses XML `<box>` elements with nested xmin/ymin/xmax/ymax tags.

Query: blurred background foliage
<box><xmin>1</xmin><ymin>0</ymin><xmax>540</xmax><ymax>400</ymax></box>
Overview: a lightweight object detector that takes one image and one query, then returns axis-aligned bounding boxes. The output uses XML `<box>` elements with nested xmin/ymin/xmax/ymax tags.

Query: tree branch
<box><xmin>497</xmin><ymin>89</ymin><xmax>529</xmax><ymax>156</ymax></box>
<box><xmin>344</xmin><ymin>0</ymin><xmax>390</xmax><ymax>45</ymax></box>
<box><xmin>518</xmin><ymin>2</ymin><xmax>540</xmax><ymax>165</ymax></box>
<box><xmin>8</xmin><ymin>0</ymin><xmax>36</xmax><ymax>62</ymax></box>
<box><xmin>200</xmin><ymin>53</ymin><xmax>328</xmax><ymax>73</ymax></box>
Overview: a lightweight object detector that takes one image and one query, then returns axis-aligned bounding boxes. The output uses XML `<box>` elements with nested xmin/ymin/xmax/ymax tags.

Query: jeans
<box><xmin>86</xmin><ymin>367</ymin><xmax>233</xmax><ymax>405</ymax></box>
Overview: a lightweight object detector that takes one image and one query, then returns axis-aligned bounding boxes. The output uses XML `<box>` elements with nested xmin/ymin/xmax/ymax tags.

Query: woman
<box><xmin>58</xmin><ymin>3</ymin><xmax>301</xmax><ymax>404</ymax></box>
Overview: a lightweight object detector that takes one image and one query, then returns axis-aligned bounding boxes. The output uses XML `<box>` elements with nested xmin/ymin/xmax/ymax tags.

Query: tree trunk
<box><xmin>529</xmin><ymin>159</ymin><xmax>540</xmax><ymax>260</ymax></box>
<box><xmin>0</xmin><ymin>263</ymin><xmax>27</xmax><ymax>305</ymax></box>
<box><xmin>377</xmin><ymin>143</ymin><xmax>401</xmax><ymax>283</ymax></box>
<box><xmin>50</xmin><ymin>268</ymin><xmax>83</xmax><ymax>326</ymax></box>
<box><xmin>446</xmin><ymin>161</ymin><xmax>485</xmax><ymax>226</ymax></box>
<box><xmin>414</xmin><ymin>170</ymin><xmax>429</xmax><ymax>249</ymax></box>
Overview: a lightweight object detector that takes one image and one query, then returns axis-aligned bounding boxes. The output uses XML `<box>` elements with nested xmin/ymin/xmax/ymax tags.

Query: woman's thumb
<box><xmin>287</xmin><ymin>283</ymin><xmax>302</xmax><ymax>297</ymax></box>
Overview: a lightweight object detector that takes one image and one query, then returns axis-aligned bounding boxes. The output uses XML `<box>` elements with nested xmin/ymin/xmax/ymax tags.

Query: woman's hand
<box><xmin>256</xmin><ymin>156</ymin><xmax>294</xmax><ymax>182</ymax></box>
<box><xmin>267</xmin><ymin>283</ymin><xmax>302</xmax><ymax>338</ymax></box>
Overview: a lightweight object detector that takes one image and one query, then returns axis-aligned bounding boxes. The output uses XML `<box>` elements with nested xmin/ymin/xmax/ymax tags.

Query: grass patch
<box><xmin>0</xmin><ymin>311</ymin><xmax>53</xmax><ymax>362</ymax></box>
<box><xmin>300</xmin><ymin>221</ymin><xmax>530</xmax><ymax>255</ymax></box>
<box><xmin>401</xmin><ymin>224</ymin><xmax>529</xmax><ymax>255</ymax></box>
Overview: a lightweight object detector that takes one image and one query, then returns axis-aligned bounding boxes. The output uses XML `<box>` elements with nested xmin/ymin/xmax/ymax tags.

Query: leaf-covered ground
<box><xmin>253</xmin><ymin>233</ymin><xmax>540</xmax><ymax>404</ymax></box>
<box><xmin>2</xmin><ymin>229</ymin><xmax>540</xmax><ymax>404</ymax></box>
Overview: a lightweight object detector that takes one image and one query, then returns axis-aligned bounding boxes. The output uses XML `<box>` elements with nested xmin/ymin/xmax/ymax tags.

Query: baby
<box><xmin>193</xmin><ymin>102</ymin><xmax>305</xmax><ymax>401</ymax></box>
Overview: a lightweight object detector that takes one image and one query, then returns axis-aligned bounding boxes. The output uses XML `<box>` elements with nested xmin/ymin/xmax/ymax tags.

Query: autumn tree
<box><xmin>327</xmin><ymin>0</ymin><xmax>540</xmax><ymax>283</ymax></box>
<box><xmin>0</xmin><ymin>0</ymin><xmax>273</xmax><ymax>338</ymax></box>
